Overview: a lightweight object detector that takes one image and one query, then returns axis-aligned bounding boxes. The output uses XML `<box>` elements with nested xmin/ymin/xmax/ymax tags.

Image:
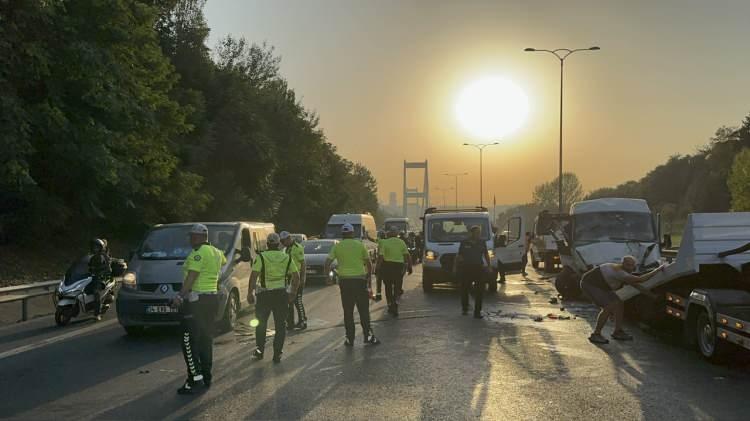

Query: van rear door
<box><xmin>495</xmin><ymin>215</ymin><xmax>526</xmax><ymax>272</ymax></box>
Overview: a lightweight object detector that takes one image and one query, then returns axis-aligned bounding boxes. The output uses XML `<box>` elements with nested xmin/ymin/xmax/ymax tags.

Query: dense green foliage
<box><xmin>728</xmin><ymin>147</ymin><xmax>750</xmax><ymax>211</ymax></box>
<box><xmin>0</xmin><ymin>0</ymin><xmax>378</xmax><ymax>244</ymax></box>
<box><xmin>586</xmin><ymin>114</ymin><xmax>750</xmax><ymax>221</ymax></box>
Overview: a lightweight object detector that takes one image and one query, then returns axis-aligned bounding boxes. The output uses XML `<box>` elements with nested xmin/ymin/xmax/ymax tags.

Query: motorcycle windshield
<box><xmin>65</xmin><ymin>255</ymin><xmax>92</xmax><ymax>285</ymax></box>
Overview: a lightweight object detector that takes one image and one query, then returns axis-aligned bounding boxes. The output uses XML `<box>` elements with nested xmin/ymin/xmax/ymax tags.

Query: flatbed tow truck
<box><xmin>617</xmin><ymin>212</ymin><xmax>750</xmax><ymax>361</ymax></box>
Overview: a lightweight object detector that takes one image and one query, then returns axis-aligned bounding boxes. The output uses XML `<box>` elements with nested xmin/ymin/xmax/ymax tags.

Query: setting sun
<box><xmin>455</xmin><ymin>76</ymin><xmax>529</xmax><ymax>140</ymax></box>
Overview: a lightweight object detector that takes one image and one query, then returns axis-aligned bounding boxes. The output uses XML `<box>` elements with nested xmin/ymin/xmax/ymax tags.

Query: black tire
<box><xmin>422</xmin><ymin>273</ymin><xmax>434</xmax><ymax>292</ymax></box>
<box><xmin>124</xmin><ymin>325</ymin><xmax>145</xmax><ymax>336</ymax></box>
<box><xmin>554</xmin><ymin>266</ymin><xmax>581</xmax><ymax>299</ymax></box>
<box><xmin>544</xmin><ymin>255</ymin><xmax>555</xmax><ymax>272</ymax></box>
<box><xmin>695</xmin><ymin>310</ymin><xmax>731</xmax><ymax>363</ymax></box>
<box><xmin>531</xmin><ymin>256</ymin><xmax>540</xmax><ymax>270</ymax></box>
<box><xmin>220</xmin><ymin>290</ymin><xmax>240</xmax><ymax>333</ymax></box>
<box><xmin>55</xmin><ymin>307</ymin><xmax>73</xmax><ymax>327</ymax></box>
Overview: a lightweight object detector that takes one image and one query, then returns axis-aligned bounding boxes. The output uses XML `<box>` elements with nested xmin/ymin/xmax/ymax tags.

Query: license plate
<box><xmin>146</xmin><ymin>305</ymin><xmax>177</xmax><ymax>314</ymax></box>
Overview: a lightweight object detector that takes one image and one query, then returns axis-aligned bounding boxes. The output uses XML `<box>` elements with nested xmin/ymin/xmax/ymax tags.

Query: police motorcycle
<box><xmin>54</xmin><ymin>254</ymin><xmax>126</xmax><ymax>326</ymax></box>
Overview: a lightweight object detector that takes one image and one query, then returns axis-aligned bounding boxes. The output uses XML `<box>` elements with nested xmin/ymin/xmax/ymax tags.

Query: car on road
<box><xmin>383</xmin><ymin>217</ymin><xmax>410</xmax><ymax>234</ymax></box>
<box><xmin>302</xmin><ymin>239</ymin><xmax>339</xmax><ymax>283</ymax></box>
<box><xmin>116</xmin><ymin>222</ymin><xmax>273</xmax><ymax>336</ymax></box>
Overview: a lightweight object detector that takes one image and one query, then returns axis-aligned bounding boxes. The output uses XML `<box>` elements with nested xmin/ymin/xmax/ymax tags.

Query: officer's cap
<box><xmin>190</xmin><ymin>224</ymin><xmax>209</xmax><ymax>235</ymax></box>
<box><xmin>267</xmin><ymin>233</ymin><xmax>281</xmax><ymax>244</ymax></box>
<box><xmin>279</xmin><ymin>231</ymin><xmax>291</xmax><ymax>240</ymax></box>
<box><xmin>341</xmin><ymin>223</ymin><xmax>354</xmax><ymax>233</ymax></box>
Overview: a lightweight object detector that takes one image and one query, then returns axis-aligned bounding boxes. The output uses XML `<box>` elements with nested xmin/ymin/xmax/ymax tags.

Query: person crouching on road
<box><xmin>280</xmin><ymin>231</ymin><xmax>308</xmax><ymax>330</ymax></box>
<box><xmin>172</xmin><ymin>224</ymin><xmax>226</xmax><ymax>395</ymax></box>
<box><xmin>325</xmin><ymin>223</ymin><xmax>380</xmax><ymax>346</ymax></box>
<box><xmin>580</xmin><ymin>256</ymin><xmax>666</xmax><ymax>344</ymax></box>
<box><xmin>453</xmin><ymin>225</ymin><xmax>492</xmax><ymax>319</ymax></box>
<box><xmin>247</xmin><ymin>233</ymin><xmax>300</xmax><ymax>363</ymax></box>
<box><xmin>377</xmin><ymin>227</ymin><xmax>412</xmax><ymax>316</ymax></box>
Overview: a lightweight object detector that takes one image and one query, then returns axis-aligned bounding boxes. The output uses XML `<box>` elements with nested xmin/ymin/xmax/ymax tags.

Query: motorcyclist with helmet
<box><xmin>87</xmin><ymin>238</ymin><xmax>111</xmax><ymax>321</ymax></box>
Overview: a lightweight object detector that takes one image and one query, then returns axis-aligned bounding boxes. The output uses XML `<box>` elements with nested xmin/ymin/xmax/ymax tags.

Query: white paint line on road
<box><xmin>0</xmin><ymin>319</ymin><xmax>117</xmax><ymax>361</ymax></box>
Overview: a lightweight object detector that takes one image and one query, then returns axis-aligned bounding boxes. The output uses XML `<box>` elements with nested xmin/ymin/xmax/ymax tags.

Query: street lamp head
<box><xmin>589</xmin><ymin>46</ymin><xmax>601</xmax><ymax>51</ymax></box>
<box><xmin>524</xmin><ymin>47</ymin><xmax>536</xmax><ymax>52</ymax></box>
<box><xmin>492</xmin><ymin>141</ymin><xmax>500</xmax><ymax>145</ymax></box>
<box><xmin>462</xmin><ymin>143</ymin><xmax>469</xmax><ymax>146</ymax></box>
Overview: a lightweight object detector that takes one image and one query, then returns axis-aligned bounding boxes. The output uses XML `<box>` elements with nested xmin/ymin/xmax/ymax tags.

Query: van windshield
<box><xmin>139</xmin><ymin>225</ymin><xmax>236</xmax><ymax>260</ymax></box>
<box><xmin>324</xmin><ymin>224</ymin><xmax>362</xmax><ymax>239</ymax></box>
<box><xmin>384</xmin><ymin>221</ymin><xmax>408</xmax><ymax>234</ymax></box>
<box><xmin>574</xmin><ymin>212</ymin><xmax>655</xmax><ymax>244</ymax></box>
<box><xmin>427</xmin><ymin>217</ymin><xmax>490</xmax><ymax>242</ymax></box>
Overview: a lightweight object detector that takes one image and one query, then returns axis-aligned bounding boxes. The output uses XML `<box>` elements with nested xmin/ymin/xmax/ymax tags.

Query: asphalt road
<box><xmin>1</xmin><ymin>267</ymin><xmax>749</xmax><ymax>420</ymax></box>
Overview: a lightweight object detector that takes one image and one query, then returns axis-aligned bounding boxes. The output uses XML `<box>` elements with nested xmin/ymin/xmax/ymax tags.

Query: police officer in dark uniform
<box><xmin>87</xmin><ymin>238</ymin><xmax>111</xmax><ymax>321</ymax></box>
<box><xmin>453</xmin><ymin>226</ymin><xmax>492</xmax><ymax>319</ymax></box>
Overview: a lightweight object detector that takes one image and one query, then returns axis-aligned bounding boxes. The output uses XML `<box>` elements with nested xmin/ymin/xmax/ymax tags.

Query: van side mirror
<box><xmin>661</xmin><ymin>234</ymin><xmax>672</xmax><ymax>249</ymax></box>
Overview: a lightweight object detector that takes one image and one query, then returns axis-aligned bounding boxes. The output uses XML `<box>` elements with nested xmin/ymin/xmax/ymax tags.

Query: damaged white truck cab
<box><xmin>554</xmin><ymin>198</ymin><xmax>662</xmax><ymax>297</ymax></box>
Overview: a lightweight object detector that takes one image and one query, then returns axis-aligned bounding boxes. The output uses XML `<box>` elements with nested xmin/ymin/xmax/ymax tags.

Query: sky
<box><xmin>204</xmin><ymin>0</ymin><xmax>750</xmax><ymax>206</ymax></box>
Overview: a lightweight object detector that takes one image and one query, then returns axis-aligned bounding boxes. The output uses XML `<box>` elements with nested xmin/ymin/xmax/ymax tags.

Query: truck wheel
<box><xmin>220</xmin><ymin>290</ymin><xmax>240</xmax><ymax>333</ymax></box>
<box><xmin>422</xmin><ymin>273</ymin><xmax>434</xmax><ymax>292</ymax></box>
<box><xmin>544</xmin><ymin>255</ymin><xmax>554</xmax><ymax>272</ymax></box>
<box><xmin>554</xmin><ymin>266</ymin><xmax>581</xmax><ymax>299</ymax></box>
<box><xmin>531</xmin><ymin>256</ymin><xmax>539</xmax><ymax>270</ymax></box>
<box><xmin>695</xmin><ymin>310</ymin><xmax>730</xmax><ymax>362</ymax></box>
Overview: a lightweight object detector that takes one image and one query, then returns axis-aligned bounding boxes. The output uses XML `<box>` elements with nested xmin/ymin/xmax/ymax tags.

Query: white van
<box><xmin>421</xmin><ymin>207</ymin><xmax>526</xmax><ymax>292</ymax></box>
<box><xmin>383</xmin><ymin>217</ymin><xmax>410</xmax><ymax>234</ymax></box>
<box><xmin>324</xmin><ymin>213</ymin><xmax>378</xmax><ymax>259</ymax></box>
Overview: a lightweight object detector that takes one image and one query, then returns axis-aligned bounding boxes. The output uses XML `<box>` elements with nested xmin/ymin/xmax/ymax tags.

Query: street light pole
<box><xmin>463</xmin><ymin>142</ymin><xmax>499</xmax><ymax>208</ymax></box>
<box><xmin>524</xmin><ymin>46</ymin><xmax>600</xmax><ymax>213</ymax></box>
<box><xmin>443</xmin><ymin>172</ymin><xmax>468</xmax><ymax>208</ymax></box>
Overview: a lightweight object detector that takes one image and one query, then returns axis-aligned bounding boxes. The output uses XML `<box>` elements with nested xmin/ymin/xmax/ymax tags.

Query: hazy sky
<box><xmin>204</xmin><ymin>0</ymin><xmax>750</xmax><ymax>206</ymax></box>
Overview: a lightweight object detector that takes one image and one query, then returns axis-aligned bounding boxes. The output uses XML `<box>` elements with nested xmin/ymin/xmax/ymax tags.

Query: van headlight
<box><xmin>425</xmin><ymin>250</ymin><xmax>439</xmax><ymax>261</ymax></box>
<box><xmin>122</xmin><ymin>272</ymin><xmax>137</xmax><ymax>289</ymax></box>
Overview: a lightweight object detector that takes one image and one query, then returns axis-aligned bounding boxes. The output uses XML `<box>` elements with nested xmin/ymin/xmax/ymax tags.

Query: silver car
<box><xmin>117</xmin><ymin>222</ymin><xmax>273</xmax><ymax>336</ymax></box>
<box><xmin>302</xmin><ymin>239</ymin><xmax>338</xmax><ymax>283</ymax></box>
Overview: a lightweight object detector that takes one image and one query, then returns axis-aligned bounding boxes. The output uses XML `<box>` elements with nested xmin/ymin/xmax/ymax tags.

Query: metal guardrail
<box><xmin>0</xmin><ymin>280</ymin><xmax>60</xmax><ymax>321</ymax></box>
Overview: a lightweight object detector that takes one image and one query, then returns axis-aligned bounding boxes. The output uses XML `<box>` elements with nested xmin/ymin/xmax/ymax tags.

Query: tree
<box><xmin>532</xmin><ymin>173</ymin><xmax>583</xmax><ymax>211</ymax></box>
<box><xmin>728</xmin><ymin>148</ymin><xmax>750</xmax><ymax>211</ymax></box>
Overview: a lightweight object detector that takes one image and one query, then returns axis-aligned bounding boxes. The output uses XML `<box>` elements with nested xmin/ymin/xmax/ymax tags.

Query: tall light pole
<box><xmin>463</xmin><ymin>142</ymin><xmax>499</xmax><ymax>208</ymax></box>
<box><xmin>443</xmin><ymin>172</ymin><xmax>468</xmax><ymax>208</ymax></box>
<box><xmin>434</xmin><ymin>187</ymin><xmax>454</xmax><ymax>208</ymax></box>
<box><xmin>524</xmin><ymin>46</ymin><xmax>600</xmax><ymax>213</ymax></box>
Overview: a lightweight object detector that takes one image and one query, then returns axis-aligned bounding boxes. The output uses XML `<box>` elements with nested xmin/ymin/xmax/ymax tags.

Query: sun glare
<box><xmin>455</xmin><ymin>76</ymin><xmax>529</xmax><ymax>140</ymax></box>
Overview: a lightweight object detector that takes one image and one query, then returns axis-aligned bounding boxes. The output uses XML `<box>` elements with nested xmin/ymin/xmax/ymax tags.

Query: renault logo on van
<box><xmin>160</xmin><ymin>284</ymin><xmax>169</xmax><ymax>294</ymax></box>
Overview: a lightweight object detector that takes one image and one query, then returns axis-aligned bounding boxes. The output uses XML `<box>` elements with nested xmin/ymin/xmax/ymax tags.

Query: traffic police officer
<box><xmin>248</xmin><ymin>233</ymin><xmax>301</xmax><ymax>363</ymax></box>
<box><xmin>325</xmin><ymin>223</ymin><xmax>380</xmax><ymax>346</ymax></box>
<box><xmin>377</xmin><ymin>226</ymin><xmax>412</xmax><ymax>316</ymax></box>
<box><xmin>453</xmin><ymin>225</ymin><xmax>492</xmax><ymax>319</ymax></box>
<box><xmin>172</xmin><ymin>224</ymin><xmax>226</xmax><ymax>394</ymax></box>
<box><xmin>280</xmin><ymin>231</ymin><xmax>307</xmax><ymax>330</ymax></box>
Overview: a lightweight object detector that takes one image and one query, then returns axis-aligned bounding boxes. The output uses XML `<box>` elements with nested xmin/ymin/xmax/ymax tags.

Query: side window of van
<box><xmin>252</xmin><ymin>232</ymin><xmax>262</xmax><ymax>252</ymax></box>
<box><xmin>241</xmin><ymin>228</ymin><xmax>252</xmax><ymax>250</ymax></box>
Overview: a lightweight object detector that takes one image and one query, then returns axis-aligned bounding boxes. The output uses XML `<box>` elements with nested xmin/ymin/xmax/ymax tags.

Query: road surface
<box><xmin>1</xmin><ymin>267</ymin><xmax>749</xmax><ymax>420</ymax></box>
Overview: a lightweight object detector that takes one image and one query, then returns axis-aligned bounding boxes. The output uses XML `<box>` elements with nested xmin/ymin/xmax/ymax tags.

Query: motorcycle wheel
<box><xmin>55</xmin><ymin>307</ymin><xmax>74</xmax><ymax>327</ymax></box>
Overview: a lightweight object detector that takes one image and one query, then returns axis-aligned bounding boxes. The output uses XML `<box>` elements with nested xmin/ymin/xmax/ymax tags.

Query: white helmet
<box><xmin>267</xmin><ymin>233</ymin><xmax>281</xmax><ymax>245</ymax></box>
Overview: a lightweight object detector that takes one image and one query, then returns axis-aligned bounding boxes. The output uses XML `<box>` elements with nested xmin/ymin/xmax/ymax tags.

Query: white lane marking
<box><xmin>0</xmin><ymin>319</ymin><xmax>117</xmax><ymax>361</ymax></box>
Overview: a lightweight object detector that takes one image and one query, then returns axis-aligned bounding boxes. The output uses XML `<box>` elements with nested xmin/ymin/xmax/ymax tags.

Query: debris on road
<box><xmin>533</xmin><ymin>315</ymin><xmax>544</xmax><ymax>322</ymax></box>
<box><xmin>549</xmin><ymin>297</ymin><xmax>558</xmax><ymax>304</ymax></box>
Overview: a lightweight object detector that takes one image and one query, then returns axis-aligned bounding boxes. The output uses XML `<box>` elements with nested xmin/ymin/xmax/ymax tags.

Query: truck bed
<box><xmin>617</xmin><ymin>212</ymin><xmax>750</xmax><ymax>301</ymax></box>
